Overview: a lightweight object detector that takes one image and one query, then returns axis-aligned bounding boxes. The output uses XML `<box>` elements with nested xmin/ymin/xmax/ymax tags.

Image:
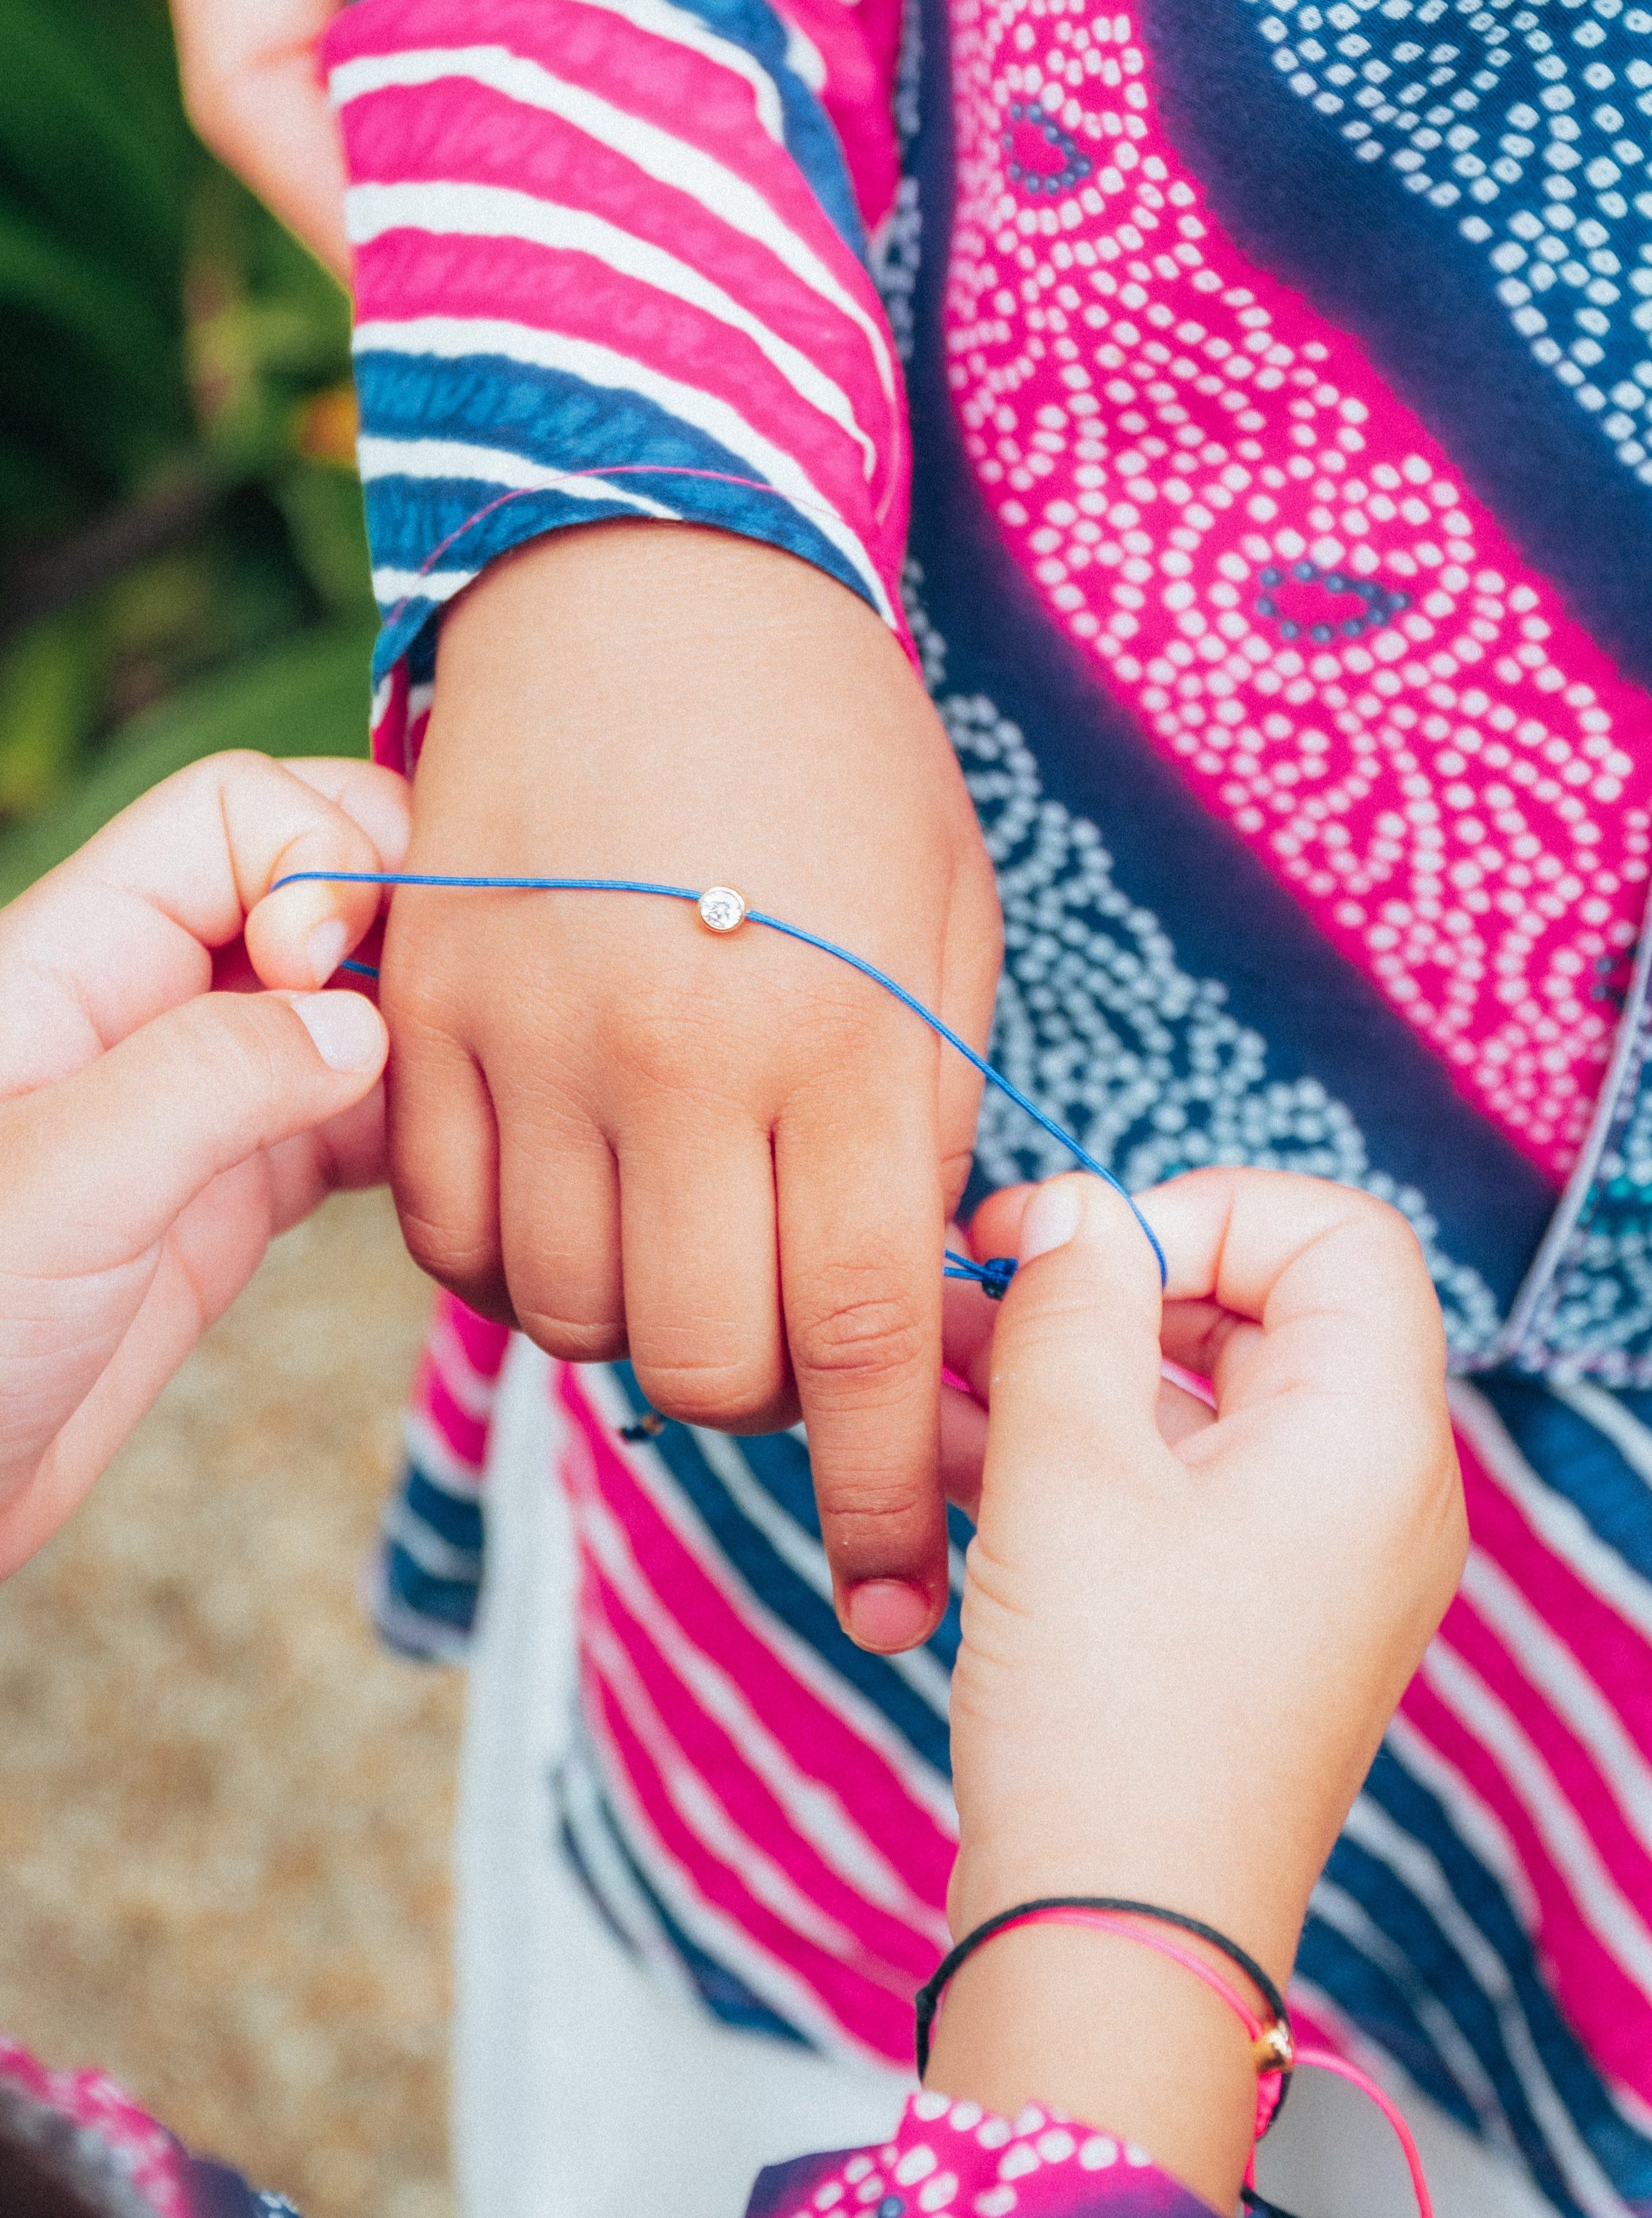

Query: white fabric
<box><xmin>451</xmin><ymin>1343</ymin><xmax>1556</xmax><ymax>2218</ymax></box>
<box><xmin>452</xmin><ymin>1340</ymin><xmax>910</xmax><ymax>2218</ymax></box>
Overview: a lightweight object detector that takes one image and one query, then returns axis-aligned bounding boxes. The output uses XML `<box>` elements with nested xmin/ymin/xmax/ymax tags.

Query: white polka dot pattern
<box><xmin>1248</xmin><ymin>0</ymin><xmax>1652</xmax><ymax>476</ymax></box>
<box><xmin>778</xmin><ymin>2092</ymin><xmax>1205</xmax><ymax>2217</ymax></box>
<box><xmin>943</xmin><ymin>0</ymin><xmax>1652</xmax><ymax>1173</ymax></box>
<box><xmin>909</xmin><ymin>573</ymin><xmax>1506</xmax><ymax>1353</ymax></box>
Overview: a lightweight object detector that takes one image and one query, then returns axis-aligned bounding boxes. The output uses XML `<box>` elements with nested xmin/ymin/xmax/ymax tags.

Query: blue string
<box><xmin>944</xmin><ymin>1249</ymin><xmax>1018</xmax><ymax>1300</ymax></box>
<box><xmin>271</xmin><ymin>869</ymin><xmax>1168</xmax><ymax>1286</ymax></box>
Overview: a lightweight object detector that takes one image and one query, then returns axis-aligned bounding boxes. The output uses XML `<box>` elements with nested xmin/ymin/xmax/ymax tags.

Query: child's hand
<box><xmin>0</xmin><ymin>752</ymin><xmax>409</xmax><ymax>1577</ymax></box>
<box><xmin>930</xmin><ymin>1169</ymin><xmax>1464</xmax><ymax>2201</ymax></box>
<box><xmin>383</xmin><ymin>525</ymin><xmax>1002</xmax><ymax>1650</ymax></box>
<box><xmin>170</xmin><ymin>0</ymin><xmax>350</xmax><ymax>280</ymax></box>
<box><xmin>950</xmin><ymin>1166</ymin><xmax>1462</xmax><ymax>1955</ymax></box>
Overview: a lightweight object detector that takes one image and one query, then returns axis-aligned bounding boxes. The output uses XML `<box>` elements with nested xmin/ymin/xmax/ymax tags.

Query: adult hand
<box><xmin>0</xmin><ymin>752</ymin><xmax>409</xmax><ymax>1576</ymax></box>
<box><xmin>383</xmin><ymin>522</ymin><xmax>1002</xmax><ymax>1651</ymax></box>
<box><xmin>170</xmin><ymin>0</ymin><xmax>350</xmax><ymax>281</ymax></box>
<box><xmin>939</xmin><ymin>1193</ymin><xmax>1216</xmax><ymax>1518</ymax></box>
<box><xmin>930</xmin><ymin>1169</ymin><xmax>1464</xmax><ymax>2208</ymax></box>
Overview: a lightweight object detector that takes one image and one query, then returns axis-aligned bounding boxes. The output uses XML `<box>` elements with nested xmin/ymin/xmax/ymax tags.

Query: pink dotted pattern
<box><xmin>945</xmin><ymin>0</ymin><xmax>1652</xmax><ymax>1176</ymax></box>
<box><xmin>766</xmin><ymin>2091</ymin><xmax>1207</xmax><ymax>2218</ymax></box>
<box><xmin>0</xmin><ymin>2037</ymin><xmax>189</xmax><ymax>2218</ymax></box>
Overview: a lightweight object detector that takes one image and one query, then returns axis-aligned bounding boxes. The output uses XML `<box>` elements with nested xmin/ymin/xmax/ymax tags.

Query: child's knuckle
<box><xmin>636</xmin><ymin>1354</ymin><xmax>773</xmax><ymax>1429</ymax></box>
<box><xmin>515</xmin><ymin>1305</ymin><xmax>625</xmax><ymax>1364</ymax></box>
<box><xmin>614</xmin><ymin>1001</ymin><xmax>717</xmax><ymax>1093</ymax></box>
<box><xmin>818</xmin><ymin>1477</ymin><xmax>928</xmax><ymax>1536</ymax></box>
<box><xmin>380</xmin><ymin>966</ymin><xmax>462</xmax><ymax>1044</ymax></box>
<box><xmin>397</xmin><ymin>1209</ymin><xmax>495</xmax><ymax>1287</ymax></box>
<box><xmin>202</xmin><ymin>747</ymin><xmax>265</xmax><ymax>783</ymax></box>
<box><xmin>1342</xmin><ymin>1186</ymin><xmax>1425</xmax><ymax>1264</ymax></box>
<box><xmin>795</xmin><ymin>1285</ymin><xmax>924</xmax><ymax>1386</ymax></box>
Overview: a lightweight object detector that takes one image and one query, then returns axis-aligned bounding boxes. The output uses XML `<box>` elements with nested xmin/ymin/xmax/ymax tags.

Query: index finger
<box><xmin>776</xmin><ymin>1042</ymin><xmax>949</xmax><ymax>1654</ymax></box>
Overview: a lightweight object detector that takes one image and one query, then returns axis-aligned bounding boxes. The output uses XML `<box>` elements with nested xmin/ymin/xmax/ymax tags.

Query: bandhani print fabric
<box><xmin>944</xmin><ymin>0</ymin><xmax>1651</xmax><ymax>1170</ymax></box>
<box><xmin>743</xmin><ymin>2092</ymin><xmax>1212</xmax><ymax>2216</ymax></box>
<box><xmin>0</xmin><ymin>2037</ymin><xmax>1209</xmax><ymax>2218</ymax></box>
<box><xmin>327</xmin><ymin>0</ymin><xmax>1652</xmax><ymax>2208</ymax></box>
<box><xmin>0</xmin><ymin>2036</ymin><xmax>302</xmax><ymax>2218</ymax></box>
<box><xmin>1251</xmin><ymin>0</ymin><xmax>1652</xmax><ymax>477</ymax></box>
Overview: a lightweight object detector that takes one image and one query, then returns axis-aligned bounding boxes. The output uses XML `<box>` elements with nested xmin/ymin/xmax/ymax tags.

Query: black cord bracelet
<box><xmin>913</xmin><ymin>1896</ymin><xmax>1293</xmax><ymax>2131</ymax></box>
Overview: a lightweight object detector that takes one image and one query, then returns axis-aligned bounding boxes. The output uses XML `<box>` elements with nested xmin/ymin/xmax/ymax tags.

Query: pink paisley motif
<box><xmin>944</xmin><ymin>0</ymin><xmax>1652</xmax><ymax>1177</ymax></box>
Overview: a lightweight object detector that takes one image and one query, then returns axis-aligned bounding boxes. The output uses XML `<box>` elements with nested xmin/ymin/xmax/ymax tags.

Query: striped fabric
<box><xmin>556</xmin><ymin>1360</ymin><xmax>960</xmax><ymax>2062</ymax></box>
<box><xmin>326</xmin><ymin>0</ymin><xmax>911</xmax><ymax>774</ymax></box>
<box><xmin>381</xmin><ymin>1314</ymin><xmax>1652</xmax><ymax>2202</ymax></box>
<box><xmin>328</xmin><ymin>0</ymin><xmax>1652</xmax><ymax>2208</ymax></box>
<box><xmin>1292</xmin><ymin>1374</ymin><xmax>1652</xmax><ymax>2208</ymax></box>
<box><xmin>369</xmin><ymin>1290</ymin><xmax>504</xmax><ymax>1661</ymax></box>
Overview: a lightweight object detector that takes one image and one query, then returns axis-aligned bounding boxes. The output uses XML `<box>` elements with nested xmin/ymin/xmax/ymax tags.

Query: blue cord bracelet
<box><xmin>269</xmin><ymin>869</ymin><xmax>1169</xmax><ymax>1288</ymax></box>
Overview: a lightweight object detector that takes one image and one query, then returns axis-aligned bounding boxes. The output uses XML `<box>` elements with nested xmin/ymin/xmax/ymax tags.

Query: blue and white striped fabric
<box><xmin>325</xmin><ymin>0</ymin><xmax>912</xmax><ymax>773</ymax></box>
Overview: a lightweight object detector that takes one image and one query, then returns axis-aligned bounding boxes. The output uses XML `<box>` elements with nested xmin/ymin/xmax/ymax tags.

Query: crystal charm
<box><xmin>697</xmin><ymin>885</ymin><xmax>747</xmax><ymax>933</ymax></box>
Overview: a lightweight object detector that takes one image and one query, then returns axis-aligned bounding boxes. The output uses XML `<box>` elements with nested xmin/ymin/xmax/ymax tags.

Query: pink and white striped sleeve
<box><xmin>321</xmin><ymin>0</ymin><xmax>913</xmax><ymax>773</ymax></box>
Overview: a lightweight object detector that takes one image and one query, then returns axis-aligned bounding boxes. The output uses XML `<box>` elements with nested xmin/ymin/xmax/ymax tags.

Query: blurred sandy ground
<box><xmin>0</xmin><ymin>1188</ymin><xmax>462</xmax><ymax>2218</ymax></box>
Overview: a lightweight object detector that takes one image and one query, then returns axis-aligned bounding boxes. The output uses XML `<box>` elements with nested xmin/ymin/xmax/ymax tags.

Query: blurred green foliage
<box><xmin>0</xmin><ymin>0</ymin><xmax>378</xmax><ymax>882</ymax></box>
<box><xmin>0</xmin><ymin>615</ymin><xmax>380</xmax><ymax>906</ymax></box>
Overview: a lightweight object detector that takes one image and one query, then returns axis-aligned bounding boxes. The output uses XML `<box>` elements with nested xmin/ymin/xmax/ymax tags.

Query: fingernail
<box><xmin>294</xmin><ymin>991</ymin><xmax>382</xmax><ymax>1072</ymax></box>
<box><xmin>307</xmin><ymin>919</ymin><xmax>349</xmax><ymax>985</ymax></box>
<box><xmin>1018</xmin><ymin>1179</ymin><xmax>1085</xmax><ymax>1263</ymax></box>
<box><xmin>845</xmin><ymin>1580</ymin><xmax>934</xmax><ymax>1652</ymax></box>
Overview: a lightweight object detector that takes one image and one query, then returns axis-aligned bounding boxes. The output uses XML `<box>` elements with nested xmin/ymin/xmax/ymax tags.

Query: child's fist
<box><xmin>382</xmin><ymin>523</ymin><xmax>1002</xmax><ymax>1649</ymax></box>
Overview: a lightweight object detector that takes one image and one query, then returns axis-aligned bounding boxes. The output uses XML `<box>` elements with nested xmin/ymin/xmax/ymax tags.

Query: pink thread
<box><xmin>1159</xmin><ymin>1358</ymin><xmax>1217</xmax><ymax>1410</ymax></box>
<box><xmin>974</xmin><ymin>1906</ymin><xmax>1433</xmax><ymax>2216</ymax></box>
<box><xmin>1294</xmin><ymin>2044</ymin><xmax>1435</xmax><ymax>2218</ymax></box>
<box><xmin>380</xmin><ymin>464</ymin><xmax>857</xmax><ymax>633</ymax></box>
<box><xmin>979</xmin><ymin>1907</ymin><xmax>1285</xmax><ymax>2143</ymax></box>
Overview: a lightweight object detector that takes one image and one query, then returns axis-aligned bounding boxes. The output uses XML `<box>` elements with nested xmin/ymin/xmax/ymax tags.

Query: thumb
<box><xmin>10</xmin><ymin>989</ymin><xmax>388</xmax><ymax>1267</ymax></box>
<box><xmin>982</xmin><ymin>1174</ymin><xmax>1167</xmax><ymax>1500</ymax></box>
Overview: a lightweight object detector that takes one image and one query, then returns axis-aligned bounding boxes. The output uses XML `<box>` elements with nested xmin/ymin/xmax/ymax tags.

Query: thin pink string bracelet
<box><xmin>376</xmin><ymin>461</ymin><xmax>896</xmax><ymax>638</ymax></box>
<box><xmin>914</xmin><ymin>1897</ymin><xmax>1434</xmax><ymax>2217</ymax></box>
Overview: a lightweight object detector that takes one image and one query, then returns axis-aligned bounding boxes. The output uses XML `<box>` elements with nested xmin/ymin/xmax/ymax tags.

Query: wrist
<box><xmin>923</xmin><ymin>1918</ymin><xmax>1261</xmax><ymax>2213</ymax></box>
<box><xmin>414</xmin><ymin>522</ymin><xmax>978</xmax><ymax>900</ymax></box>
<box><xmin>948</xmin><ymin>1848</ymin><xmax>1307</xmax><ymax>2001</ymax></box>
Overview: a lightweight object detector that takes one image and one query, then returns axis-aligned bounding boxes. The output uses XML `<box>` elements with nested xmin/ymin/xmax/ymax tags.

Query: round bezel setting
<box><xmin>697</xmin><ymin>885</ymin><xmax>748</xmax><ymax>934</ymax></box>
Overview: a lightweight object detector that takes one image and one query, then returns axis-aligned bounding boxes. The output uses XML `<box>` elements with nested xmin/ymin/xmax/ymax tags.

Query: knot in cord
<box><xmin>944</xmin><ymin>1251</ymin><xmax>1018</xmax><ymax>1301</ymax></box>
